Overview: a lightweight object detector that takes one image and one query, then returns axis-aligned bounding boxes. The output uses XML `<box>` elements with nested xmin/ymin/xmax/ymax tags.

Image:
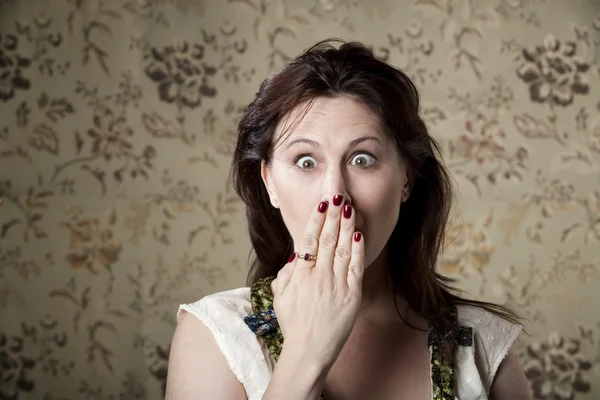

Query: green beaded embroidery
<box><xmin>430</xmin><ymin>337</ymin><xmax>455</xmax><ymax>400</ymax></box>
<box><xmin>427</xmin><ymin>306</ymin><xmax>473</xmax><ymax>399</ymax></box>
<box><xmin>249</xmin><ymin>276</ymin><xmax>283</xmax><ymax>361</ymax></box>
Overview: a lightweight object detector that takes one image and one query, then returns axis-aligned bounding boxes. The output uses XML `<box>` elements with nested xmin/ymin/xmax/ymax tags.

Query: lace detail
<box><xmin>178</xmin><ymin>288</ymin><xmax>275</xmax><ymax>400</ymax></box>
<box><xmin>456</xmin><ymin>306</ymin><xmax>523</xmax><ymax>394</ymax></box>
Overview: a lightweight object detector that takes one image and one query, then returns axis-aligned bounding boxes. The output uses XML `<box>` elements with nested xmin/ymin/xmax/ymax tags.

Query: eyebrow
<box><xmin>285</xmin><ymin>136</ymin><xmax>384</xmax><ymax>149</ymax></box>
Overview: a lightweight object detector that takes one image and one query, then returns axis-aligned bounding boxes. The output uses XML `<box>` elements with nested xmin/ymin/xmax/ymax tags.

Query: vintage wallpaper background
<box><xmin>0</xmin><ymin>0</ymin><xmax>599</xmax><ymax>398</ymax></box>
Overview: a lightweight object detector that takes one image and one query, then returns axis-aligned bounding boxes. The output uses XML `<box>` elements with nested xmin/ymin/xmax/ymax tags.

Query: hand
<box><xmin>271</xmin><ymin>194</ymin><xmax>365</xmax><ymax>368</ymax></box>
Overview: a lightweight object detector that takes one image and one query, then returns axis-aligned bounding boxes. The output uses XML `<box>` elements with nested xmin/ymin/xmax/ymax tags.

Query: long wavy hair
<box><xmin>229</xmin><ymin>39</ymin><xmax>520</xmax><ymax>331</ymax></box>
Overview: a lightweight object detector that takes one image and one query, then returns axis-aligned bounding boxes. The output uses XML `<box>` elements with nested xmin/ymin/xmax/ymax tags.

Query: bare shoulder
<box><xmin>165</xmin><ymin>309</ymin><xmax>247</xmax><ymax>400</ymax></box>
<box><xmin>489</xmin><ymin>346</ymin><xmax>532</xmax><ymax>400</ymax></box>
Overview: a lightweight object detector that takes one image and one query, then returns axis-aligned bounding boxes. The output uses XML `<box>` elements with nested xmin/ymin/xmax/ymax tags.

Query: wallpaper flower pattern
<box><xmin>1</xmin><ymin>0</ymin><xmax>599</xmax><ymax>398</ymax></box>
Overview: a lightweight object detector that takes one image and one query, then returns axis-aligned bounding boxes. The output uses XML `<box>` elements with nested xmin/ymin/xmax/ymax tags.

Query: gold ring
<box><xmin>295</xmin><ymin>252</ymin><xmax>317</xmax><ymax>261</ymax></box>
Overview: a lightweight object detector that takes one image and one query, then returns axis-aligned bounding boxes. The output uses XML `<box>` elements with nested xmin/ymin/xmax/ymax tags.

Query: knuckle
<box><xmin>335</xmin><ymin>246</ymin><xmax>351</xmax><ymax>260</ymax></box>
<box><xmin>341</xmin><ymin>221</ymin><xmax>354</xmax><ymax>232</ymax></box>
<box><xmin>276</xmin><ymin>268</ymin><xmax>288</xmax><ymax>279</ymax></box>
<box><xmin>315</xmin><ymin>274</ymin><xmax>330</xmax><ymax>290</ymax></box>
<box><xmin>303</xmin><ymin>235</ymin><xmax>318</xmax><ymax>248</ymax></box>
<box><xmin>348</xmin><ymin>263</ymin><xmax>362</xmax><ymax>274</ymax></box>
<box><xmin>319</xmin><ymin>233</ymin><xmax>337</xmax><ymax>249</ymax></box>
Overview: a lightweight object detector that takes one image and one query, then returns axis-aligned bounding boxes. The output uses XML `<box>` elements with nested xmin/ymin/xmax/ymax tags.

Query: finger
<box><xmin>293</xmin><ymin>199</ymin><xmax>329</xmax><ymax>275</ymax></box>
<box><xmin>333</xmin><ymin>204</ymin><xmax>355</xmax><ymax>283</ymax></box>
<box><xmin>314</xmin><ymin>194</ymin><xmax>344</xmax><ymax>274</ymax></box>
<box><xmin>347</xmin><ymin>231</ymin><xmax>365</xmax><ymax>292</ymax></box>
<box><xmin>274</xmin><ymin>253</ymin><xmax>297</xmax><ymax>296</ymax></box>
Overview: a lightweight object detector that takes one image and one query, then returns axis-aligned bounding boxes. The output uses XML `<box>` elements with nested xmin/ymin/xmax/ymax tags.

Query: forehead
<box><xmin>274</xmin><ymin>96</ymin><xmax>386</xmax><ymax>143</ymax></box>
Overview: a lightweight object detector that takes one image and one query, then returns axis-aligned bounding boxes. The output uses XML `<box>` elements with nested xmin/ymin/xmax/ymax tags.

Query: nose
<box><xmin>323</xmin><ymin>167</ymin><xmax>352</xmax><ymax>206</ymax></box>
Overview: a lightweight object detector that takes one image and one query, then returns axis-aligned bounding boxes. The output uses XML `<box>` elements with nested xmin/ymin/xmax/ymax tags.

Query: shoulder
<box><xmin>455</xmin><ymin>305</ymin><xmax>522</xmax><ymax>392</ymax></box>
<box><xmin>177</xmin><ymin>286</ymin><xmax>253</xmax><ymax>325</ymax></box>
<box><xmin>456</xmin><ymin>304</ymin><xmax>522</xmax><ymax>337</ymax></box>
<box><xmin>173</xmin><ymin>286</ymin><xmax>274</xmax><ymax>399</ymax></box>
<box><xmin>167</xmin><ymin>304</ymin><xmax>248</xmax><ymax>400</ymax></box>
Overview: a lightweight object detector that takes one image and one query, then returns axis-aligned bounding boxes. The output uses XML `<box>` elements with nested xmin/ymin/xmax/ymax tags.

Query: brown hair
<box><xmin>229</xmin><ymin>39</ymin><xmax>521</xmax><ymax>331</ymax></box>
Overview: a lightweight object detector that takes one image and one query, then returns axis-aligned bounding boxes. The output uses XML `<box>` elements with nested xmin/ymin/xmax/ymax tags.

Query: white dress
<box><xmin>178</xmin><ymin>287</ymin><xmax>521</xmax><ymax>400</ymax></box>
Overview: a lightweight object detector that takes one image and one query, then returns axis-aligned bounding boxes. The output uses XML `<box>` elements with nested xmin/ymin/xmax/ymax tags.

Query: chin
<box><xmin>364</xmin><ymin>241</ymin><xmax>388</xmax><ymax>271</ymax></box>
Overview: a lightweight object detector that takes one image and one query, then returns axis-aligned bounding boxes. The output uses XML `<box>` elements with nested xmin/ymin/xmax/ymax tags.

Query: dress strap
<box><xmin>244</xmin><ymin>276</ymin><xmax>283</xmax><ymax>361</ymax></box>
<box><xmin>428</xmin><ymin>305</ymin><xmax>474</xmax><ymax>400</ymax></box>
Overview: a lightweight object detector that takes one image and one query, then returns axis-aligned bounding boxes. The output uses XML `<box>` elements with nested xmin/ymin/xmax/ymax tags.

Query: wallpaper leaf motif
<box><xmin>413</xmin><ymin>0</ymin><xmax>501</xmax><ymax>80</ymax></box>
<box><xmin>1</xmin><ymin>0</ymin><xmax>599</xmax><ymax>398</ymax></box>
<box><xmin>0</xmin><ymin>33</ymin><xmax>32</xmax><ymax>101</ymax></box>
<box><xmin>66</xmin><ymin>0</ymin><xmax>123</xmax><ymax>75</ymax></box>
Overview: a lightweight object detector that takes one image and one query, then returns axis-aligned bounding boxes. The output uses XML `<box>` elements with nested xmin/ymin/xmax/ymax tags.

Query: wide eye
<box><xmin>295</xmin><ymin>155</ymin><xmax>317</xmax><ymax>170</ymax></box>
<box><xmin>350</xmin><ymin>153</ymin><xmax>376</xmax><ymax>167</ymax></box>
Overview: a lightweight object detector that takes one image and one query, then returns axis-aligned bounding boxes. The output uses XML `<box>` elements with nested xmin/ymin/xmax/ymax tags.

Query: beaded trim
<box><xmin>244</xmin><ymin>309</ymin><xmax>279</xmax><ymax>336</ymax></box>
<box><xmin>428</xmin><ymin>307</ymin><xmax>474</xmax><ymax>400</ymax></box>
<box><xmin>243</xmin><ymin>276</ymin><xmax>473</xmax><ymax>398</ymax></box>
<box><xmin>246</xmin><ymin>276</ymin><xmax>283</xmax><ymax>361</ymax></box>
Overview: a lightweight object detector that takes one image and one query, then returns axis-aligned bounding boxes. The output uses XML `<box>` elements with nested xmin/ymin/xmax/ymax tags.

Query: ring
<box><xmin>295</xmin><ymin>252</ymin><xmax>317</xmax><ymax>261</ymax></box>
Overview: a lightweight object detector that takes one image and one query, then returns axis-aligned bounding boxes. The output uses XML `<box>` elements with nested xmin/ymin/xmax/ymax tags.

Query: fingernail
<box><xmin>353</xmin><ymin>232</ymin><xmax>362</xmax><ymax>242</ymax></box>
<box><xmin>318</xmin><ymin>201</ymin><xmax>329</xmax><ymax>213</ymax></box>
<box><xmin>343</xmin><ymin>205</ymin><xmax>352</xmax><ymax>219</ymax></box>
<box><xmin>288</xmin><ymin>252</ymin><xmax>296</xmax><ymax>263</ymax></box>
<box><xmin>333</xmin><ymin>194</ymin><xmax>343</xmax><ymax>206</ymax></box>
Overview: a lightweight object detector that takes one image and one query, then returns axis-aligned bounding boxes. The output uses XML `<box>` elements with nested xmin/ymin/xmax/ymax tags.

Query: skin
<box><xmin>261</xmin><ymin>96</ymin><xmax>411</xmax><ymax>322</ymax></box>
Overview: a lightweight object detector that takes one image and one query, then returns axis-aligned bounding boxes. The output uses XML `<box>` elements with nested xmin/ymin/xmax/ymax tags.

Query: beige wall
<box><xmin>1</xmin><ymin>0</ymin><xmax>599</xmax><ymax>398</ymax></box>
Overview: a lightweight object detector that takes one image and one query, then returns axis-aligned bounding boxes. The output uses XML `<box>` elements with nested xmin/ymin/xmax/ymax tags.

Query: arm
<box><xmin>261</xmin><ymin>345</ymin><xmax>330</xmax><ymax>400</ymax></box>
<box><xmin>165</xmin><ymin>310</ymin><xmax>247</xmax><ymax>399</ymax></box>
<box><xmin>165</xmin><ymin>310</ymin><xmax>330</xmax><ymax>400</ymax></box>
<box><xmin>489</xmin><ymin>347</ymin><xmax>532</xmax><ymax>400</ymax></box>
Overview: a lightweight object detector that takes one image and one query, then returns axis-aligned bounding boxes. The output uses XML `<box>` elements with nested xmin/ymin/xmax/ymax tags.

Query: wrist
<box><xmin>278</xmin><ymin>345</ymin><xmax>332</xmax><ymax>382</ymax></box>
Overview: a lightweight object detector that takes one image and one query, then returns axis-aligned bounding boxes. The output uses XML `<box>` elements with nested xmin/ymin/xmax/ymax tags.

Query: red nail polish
<box><xmin>343</xmin><ymin>205</ymin><xmax>352</xmax><ymax>219</ymax></box>
<box><xmin>353</xmin><ymin>232</ymin><xmax>362</xmax><ymax>242</ymax></box>
<box><xmin>333</xmin><ymin>194</ymin><xmax>343</xmax><ymax>206</ymax></box>
<box><xmin>288</xmin><ymin>252</ymin><xmax>296</xmax><ymax>263</ymax></box>
<box><xmin>318</xmin><ymin>201</ymin><xmax>328</xmax><ymax>213</ymax></box>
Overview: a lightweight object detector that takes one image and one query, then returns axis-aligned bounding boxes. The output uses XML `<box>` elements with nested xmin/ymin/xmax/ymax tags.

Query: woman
<box><xmin>165</xmin><ymin>39</ymin><xmax>531</xmax><ymax>399</ymax></box>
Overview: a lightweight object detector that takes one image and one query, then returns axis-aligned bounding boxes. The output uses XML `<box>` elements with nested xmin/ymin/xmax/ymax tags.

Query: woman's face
<box><xmin>261</xmin><ymin>96</ymin><xmax>409</xmax><ymax>269</ymax></box>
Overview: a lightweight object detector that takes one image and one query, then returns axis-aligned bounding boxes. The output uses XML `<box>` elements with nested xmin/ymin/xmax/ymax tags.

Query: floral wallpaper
<box><xmin>0</xmin><ymin>0</ymin><xmax>599</xmax><ymax>399</ymax></box>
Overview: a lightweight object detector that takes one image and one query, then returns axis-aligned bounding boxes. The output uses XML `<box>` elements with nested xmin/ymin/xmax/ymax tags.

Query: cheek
<box><xmin>361</xmin><ymin>183</ymin><xmax>403</xmax><ymax>265</ymax></box>
<box><xmin>367</xmin><ymin>189</ymin><xmax>401</xmax><ymax>236</ymax></box>
<box><xmin>269</xmin><ymin>163</ymin><xmax>328</xmax><ymax>239</ymax></box>
<box><xmin>274</xmin><ymin>183</ymin><xmax>320</xmax><ymax>243</ymax></box>
<box><xmin>362</xmin><ymin>176</ymin><xmax>403</xmax><ymax>222</ymax></box>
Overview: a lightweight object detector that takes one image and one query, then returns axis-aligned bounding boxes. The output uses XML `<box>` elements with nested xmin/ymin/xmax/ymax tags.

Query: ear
<box><xmin>396</xmin><ymin>156</ymin><xmax>413</xmax><ymax>203</ymax></box>
<box><xmin>401</xmin><ymin>169</ymin><xmax>412</xmax><ymax>203</ymax></box>
<box><xmin>261</xmin><ymin>160</ymin><xmax>277</xmax><ymax>200</ymax></box>
<box><xmin>402</xmin><ymin>181</ymin><xmax>411</xmax><ymax>203</ymax></box>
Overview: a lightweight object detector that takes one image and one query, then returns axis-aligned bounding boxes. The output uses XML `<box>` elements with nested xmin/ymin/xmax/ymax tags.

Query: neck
<box><xmin>356</xmin><ymin>247</ymin><xmax>425</xmax><ymax>329</ymax></box>
<box><xmin>358</xmin><ymin>247</ymin><xmax>399</xmax><ymax>319</ymax></box>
